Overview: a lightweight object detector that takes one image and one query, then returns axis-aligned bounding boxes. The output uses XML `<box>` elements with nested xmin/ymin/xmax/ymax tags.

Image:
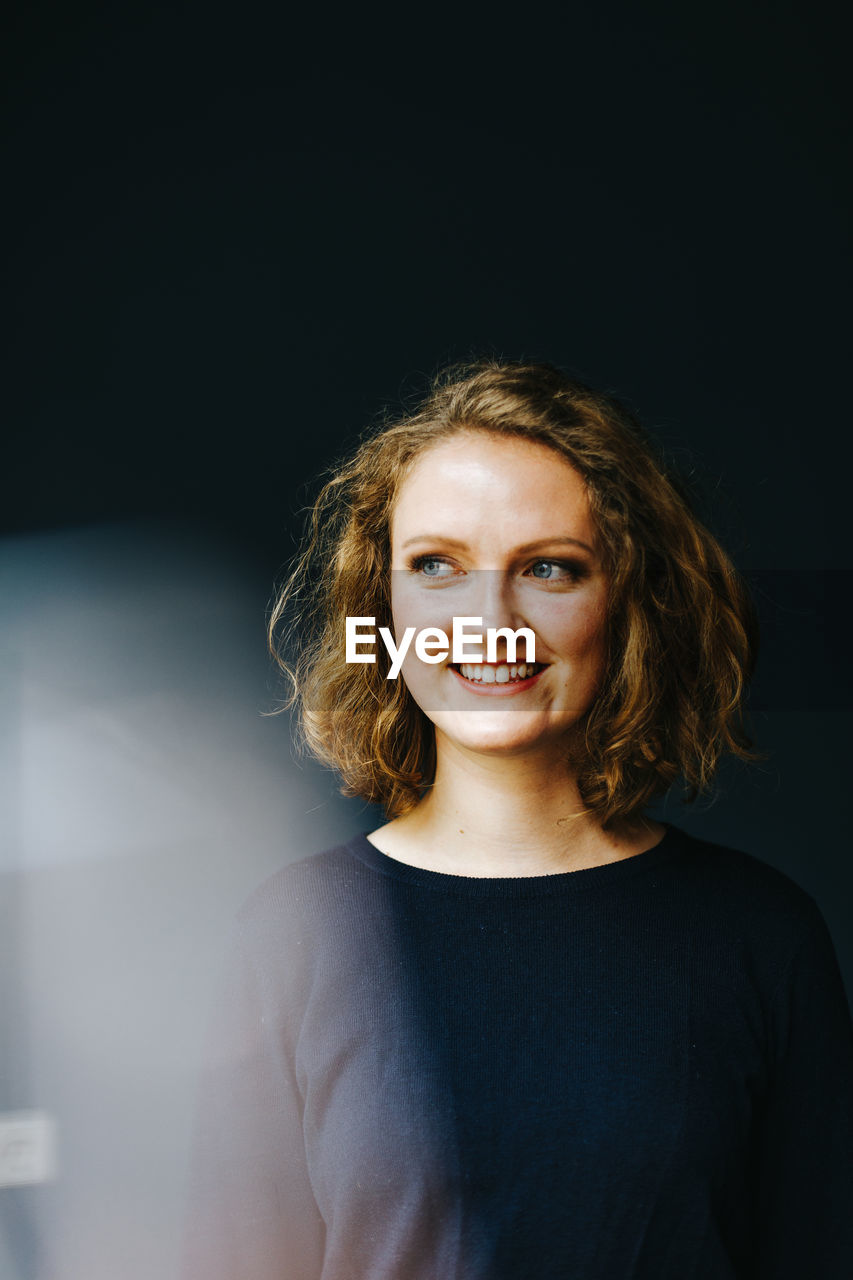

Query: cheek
<box><xmin>390</xmin><ymin>587</ymin><xmax>421</xmax><ymax>641</ymax></box>
<box><xmin>537</xmin><ymin>594</ymin><xmax>608</xmax><ymax>659</ymax></box>
<box><xmin>391</xmin><ymin>580</ymin><xmax>454</xmax><ymax>639</ymax></box>
<box><xmin>390</xmin><ymin>580</ymin><xmax>412</xmax><ymax>639</ymax></box>
<box><xmin>577</xmin><ymin>608</ymin><xmax>608</xmax><ymax>658</ymax></box>
<box><xmin>575</xmin><ymin>606</ymin><xmax>610</xmax><ymax>692</ymax></box>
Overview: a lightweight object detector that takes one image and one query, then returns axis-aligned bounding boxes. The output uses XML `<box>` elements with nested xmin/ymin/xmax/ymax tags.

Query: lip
<box><xmin>448</xmin><ymin>663</ymin><xmax>547</xmax><ymax>696</ymax></box>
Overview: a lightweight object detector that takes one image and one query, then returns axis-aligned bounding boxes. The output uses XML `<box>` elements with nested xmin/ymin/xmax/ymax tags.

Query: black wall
<box><xmin>5</xmin><ymin>3</ymin><xmax>850</xmax><ymax>543</ymax></box>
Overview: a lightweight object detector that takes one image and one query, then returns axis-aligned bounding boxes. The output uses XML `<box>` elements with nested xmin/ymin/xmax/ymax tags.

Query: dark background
<box><xmin>1</xmin><ymin>4</ymin><xmax>851</xmax><ymax>1274</ymax></box>
<box><xmin>4</xmin><ymin>1</ymin><xmax>852</xmax><ymax>554</ymax></box>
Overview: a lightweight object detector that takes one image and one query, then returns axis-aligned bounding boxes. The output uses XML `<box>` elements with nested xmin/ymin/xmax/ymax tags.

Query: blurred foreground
<box><xmin>0</xmin><ymin>521</ymin><xmax>368</xmax><ymax>1280</ymax></box>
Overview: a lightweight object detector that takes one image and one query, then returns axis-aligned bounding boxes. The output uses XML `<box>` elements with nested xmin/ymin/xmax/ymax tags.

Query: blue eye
<box><xmin>531</xmin><ymin>561</ymin><xmax>555</xmax><ymax>579</ymax></box>
<box><xmin>410</xmin><ymin>555</ymin><xmax>457</xmax><ymax>578</ymax></box>
<box><xmin>528</xmin><ymin>560</ymin><xmax>585</xmax><ymax>582</ymax></box>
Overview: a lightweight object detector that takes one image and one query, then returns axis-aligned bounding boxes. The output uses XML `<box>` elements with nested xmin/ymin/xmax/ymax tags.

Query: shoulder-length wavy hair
<box><xmin>268</xmin><ymin>359</ymin><xmax>758</xmax><ymax>829</ymax></box>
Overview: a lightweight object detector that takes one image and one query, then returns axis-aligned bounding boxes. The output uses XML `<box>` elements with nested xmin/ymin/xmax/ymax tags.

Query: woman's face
<box><xmin>389</xmin><ymin>432</ymin><xmax>610</xmax><ymax>764</ymax></box>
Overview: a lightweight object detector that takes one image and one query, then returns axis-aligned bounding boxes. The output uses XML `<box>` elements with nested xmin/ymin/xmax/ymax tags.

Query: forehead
<box><xmin>391</xmin><ymin>432</ymin><xmax>595</xmax><ymax>544</ymax></box>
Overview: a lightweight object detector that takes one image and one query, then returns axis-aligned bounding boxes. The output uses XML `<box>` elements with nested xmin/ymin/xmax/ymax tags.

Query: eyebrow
<box><xmin>400</xmin><ymin>534</ymin><xmax>596</xmax><ymax>555</ymax></box>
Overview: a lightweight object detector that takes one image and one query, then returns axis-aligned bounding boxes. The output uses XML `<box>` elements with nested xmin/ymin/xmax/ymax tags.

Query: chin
<box><xmin>434</xmin><ymin>711</ymin><xmax>567</xmax><ymax>758</ymax></box>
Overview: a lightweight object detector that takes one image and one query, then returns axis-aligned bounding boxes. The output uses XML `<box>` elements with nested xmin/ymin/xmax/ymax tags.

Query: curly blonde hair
<box><xmin>268</xmin><ymin>359</ymin><xmax>758</xmax><ymax>828</ymax></box>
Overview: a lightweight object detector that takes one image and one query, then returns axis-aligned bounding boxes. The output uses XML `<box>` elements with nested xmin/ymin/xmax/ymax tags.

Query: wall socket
<box><xmin>0</xmin><ymin>1111</ymin><xmax>58</xmax><ymax>1187</ymax></box>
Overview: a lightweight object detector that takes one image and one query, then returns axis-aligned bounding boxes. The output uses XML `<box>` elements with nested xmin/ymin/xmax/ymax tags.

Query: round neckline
<box><xmin>344</xmin><ymin>824</ymin><xmax>685</xmax><ymax>898</ymax></box>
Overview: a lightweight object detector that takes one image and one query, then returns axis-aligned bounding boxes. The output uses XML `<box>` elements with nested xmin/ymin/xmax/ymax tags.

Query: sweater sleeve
<box><xmin>756</xmin><ymin>905</ymin><xmax>853</xmax><ymax>1278</ymax></box>
<box><xmin>180</xmin><ymin>922</ymin><xmax>325</xmax><ymax>1280</ymax></box>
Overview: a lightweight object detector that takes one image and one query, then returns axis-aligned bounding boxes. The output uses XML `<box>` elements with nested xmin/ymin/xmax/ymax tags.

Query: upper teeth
<box><xmin>458</xmin><ymin>663</ymin><xmax>536</xmax><ymax>683</ymax></box>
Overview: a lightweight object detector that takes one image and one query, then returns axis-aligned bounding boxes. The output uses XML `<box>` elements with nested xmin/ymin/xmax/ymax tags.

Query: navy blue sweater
<box><xmin>183</xmin><ymin>825</ymin><xmax>853</xmax><ymax>1278</ymax></box>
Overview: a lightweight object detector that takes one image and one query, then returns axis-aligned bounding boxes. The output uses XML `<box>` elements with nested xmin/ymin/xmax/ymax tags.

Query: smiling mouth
<box><xmin>451</xmin><ymin>662</ymin><xmax>545</xmax><ymax>686</ymax></box>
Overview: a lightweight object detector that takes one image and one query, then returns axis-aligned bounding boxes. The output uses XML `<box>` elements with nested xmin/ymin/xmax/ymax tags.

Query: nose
<box><xmin>467</xmin><ymin>570</ymin><xmax>530</xmax><ymax>661</ymax></box>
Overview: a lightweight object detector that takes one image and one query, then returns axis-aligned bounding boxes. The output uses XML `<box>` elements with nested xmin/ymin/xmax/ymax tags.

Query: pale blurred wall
<box><xmin>0</xmin><ymin>522</ymin><xmax>373</xmax><ymax>1280</ymax></box>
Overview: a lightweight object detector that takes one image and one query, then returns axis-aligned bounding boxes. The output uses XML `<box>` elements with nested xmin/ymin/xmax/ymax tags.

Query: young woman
<box><xmin>183</xmin><ymin>360</ymin><xmax>853</xmax><ymax>1279</ymax></box>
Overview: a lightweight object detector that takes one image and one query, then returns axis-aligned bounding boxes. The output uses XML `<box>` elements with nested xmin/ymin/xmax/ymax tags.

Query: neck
<box><xmin>369</xmin><ymin>736</ymin><xmax>665</xmax><ymax>877</ymax></box>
